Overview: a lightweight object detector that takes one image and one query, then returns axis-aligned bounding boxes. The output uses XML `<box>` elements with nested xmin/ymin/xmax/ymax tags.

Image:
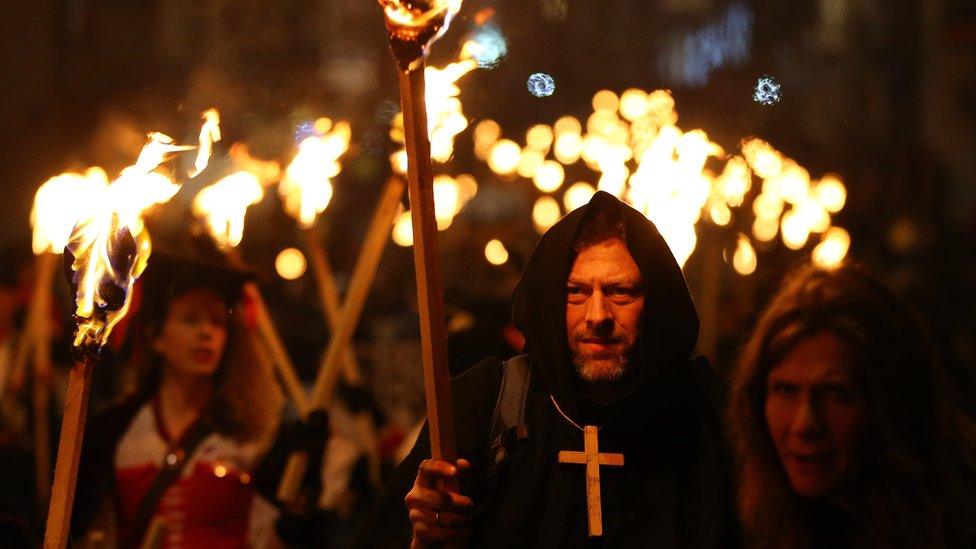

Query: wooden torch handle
<box><xmin>43</xmin><ymin>359</ymin><xmax>94</xmax><ymax>549</ymax></box>
<box><xmin>398</xmin><ymin>66</ymin><xmax>458</xmax><ymax>477</ymax></box>
<box><xmin>275</xmin><ymin>175</ymin><xmax>404</xmax><ymax>504</ymax></box>
<box><xmin>303</xmin><ymin>227</ymin><xmax>364</xmax><ymax>386</ymax></box>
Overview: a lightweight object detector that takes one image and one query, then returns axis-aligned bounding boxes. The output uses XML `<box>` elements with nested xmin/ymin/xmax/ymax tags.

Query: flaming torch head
<box><xmin>61</xmin><ymin>133</ymin><xmax>184</xmax><ymax>358</ymax></box>
<box><xmin>379</xmin><ymin>0</ymin><xmax>463</xmax><ymax>70</ymax></box>
<box><xmin>63</xmin><ymin>216</ymin><xmax>145</xmax><ymax>358</ymax></box>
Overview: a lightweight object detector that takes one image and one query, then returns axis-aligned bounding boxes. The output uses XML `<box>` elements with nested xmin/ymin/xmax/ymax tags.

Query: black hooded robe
<box><xmin>354</xmin><ymin>192</ymin><xmax>738</xmax><ymax>548</ymax></box>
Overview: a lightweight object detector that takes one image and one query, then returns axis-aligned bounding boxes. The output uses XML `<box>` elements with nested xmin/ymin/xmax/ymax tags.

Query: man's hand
<box><xmin>405</xmin><ymin>458</ymin><xmax>473</xmax><ymax>548</ymax></box>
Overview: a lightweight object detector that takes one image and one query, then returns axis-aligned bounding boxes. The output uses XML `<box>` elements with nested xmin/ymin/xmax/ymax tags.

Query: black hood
<box><xmin>512</xmin><ymin>191</ymin><xmax>700</xmax><ymax>407</ymax></box>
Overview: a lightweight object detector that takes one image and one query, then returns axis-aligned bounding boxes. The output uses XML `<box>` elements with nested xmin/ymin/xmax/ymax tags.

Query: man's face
<box><xmin>565</xmin><ymin>238</ymin><xmax>645</xmax><ymax>383</ymax></box>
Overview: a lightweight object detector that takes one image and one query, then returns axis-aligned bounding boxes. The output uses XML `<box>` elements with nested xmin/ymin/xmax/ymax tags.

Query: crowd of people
<box><xmin>1</xmin><ymin>191</ymin><xmax>975</xmax><ymax>547</ymax></box>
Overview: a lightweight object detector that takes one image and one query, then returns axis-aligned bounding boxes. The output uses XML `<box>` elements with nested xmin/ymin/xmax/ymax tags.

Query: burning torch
<box><xmin>378</xmin><ymin>0</ymin><xmax>463</xmax><ymax>480</ymax></box>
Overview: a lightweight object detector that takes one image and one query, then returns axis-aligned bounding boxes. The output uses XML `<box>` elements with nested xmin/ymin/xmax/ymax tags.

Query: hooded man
<box><xmin>355</xmin><ymin>192</ymin><xmax>737</xmax><ymax>548</ymax></box>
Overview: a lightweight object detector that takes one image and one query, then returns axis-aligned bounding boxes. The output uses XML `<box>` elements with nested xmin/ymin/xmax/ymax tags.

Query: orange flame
<box><xmin>31</xmin><ymin>167</ymin><xmax>109</xmax><ymax>255</ymax></box>
<box><xmin>189</xmin><ymin>109</ymin><xmax>221</xmax><ymax>178</ymax></box>
<box><xmin>229</xmin><ymin>143</ymin><xmax>281</xmax><ymax>186</ymax></box>
<box><xmin>389</xmin><ymin>57</ymin><xmax>477</xmax><ymax>174</ymax></box>
<box><xmin>192</xmin><ymin>171</ymin><xmax>264</xmax><ymax>250</ymax></box>
<box><xmin>279</xmin><ymin>119</ymin><xmax>351</xmax><ymax>229</ymax></box>
<box><xmin>65</xmin><ymin>133</ymin><xmax>189</xmax><ymax>351</ymax></box>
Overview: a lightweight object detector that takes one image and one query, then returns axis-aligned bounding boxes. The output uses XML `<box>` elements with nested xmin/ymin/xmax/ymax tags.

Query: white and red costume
<box><xmin>72</xmin><ymin>398</ymin><xmax>280</xmax><ymax>548</ymax></box>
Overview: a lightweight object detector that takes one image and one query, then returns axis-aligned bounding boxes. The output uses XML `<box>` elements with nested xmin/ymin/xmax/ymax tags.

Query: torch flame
<box><xmin>379</xmin><ymin>0</ymin><xmax>463</xmax><ymax>68</ymax></box>
<box><xmin>280</xmin><ymin>119</ymin><xmax>351</xmax><ymax>229</ymax></box>
<box><xmin>65</xmin><ymin>134</ymin><xmax>186</xmax><ymax>352</ymax></box>
<box><xmin>189</xmin><ymin>109</ymin><xmax>221</xmax><ymax>178</ymax></box>
<box><xmin>192</xmin><ymin>171</ymin><xmax>264</xmax><ymax>250</ymax></box>
<box><xmin>31</xmin><ymin>167</ymin><xmax>109</xmax><ymax>255</ymax></box>
<box><xmin>390</xmin><ymin>58</ymin><xmax>477</xmax><ymax>174</ymax></box>
<box><xmin>229</xmin><ymin>143</ymin><xmax>281</xmax><ymax>185</ymax></box>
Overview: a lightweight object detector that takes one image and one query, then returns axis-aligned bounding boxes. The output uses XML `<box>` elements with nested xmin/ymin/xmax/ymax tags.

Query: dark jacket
<box><xmin>354</xmin><ymin>191</ymin><xmax>739</xmax><ymax>548</ymax></box>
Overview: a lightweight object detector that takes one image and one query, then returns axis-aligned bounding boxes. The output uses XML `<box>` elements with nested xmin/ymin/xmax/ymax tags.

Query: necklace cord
<box><xmin>549</xmin><ymin>394</ymin><xmax>584</xmax><ymax>432</ymax></box>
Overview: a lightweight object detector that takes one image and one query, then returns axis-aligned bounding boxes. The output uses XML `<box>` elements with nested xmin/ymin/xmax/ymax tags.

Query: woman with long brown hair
<box><xmin>729</xmin><ymin>263</ymin><xmax>976</xmax><ymax>548</ymax></box>
<box><xmin>70</xmin><ymin>247</ymin><xmax>286</xmax><ymax>547</ymax></box>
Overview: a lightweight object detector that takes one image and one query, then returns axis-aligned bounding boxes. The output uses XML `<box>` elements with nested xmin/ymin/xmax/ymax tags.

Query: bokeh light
<box><xmin>275</xmin><ymin>248</ymin><xmax>307</xmax><ymax>280</ymax></box>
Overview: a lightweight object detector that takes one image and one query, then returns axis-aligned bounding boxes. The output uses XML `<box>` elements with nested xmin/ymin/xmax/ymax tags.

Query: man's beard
<box><xmin>569</xmin><ymin>326</ymin><xmax>634</xmax><ymax>383</ymax></box>
<box><xmin>572</xmin><ymin>351</ymin><xmax>629</xmax><ymax>383</ymax></box>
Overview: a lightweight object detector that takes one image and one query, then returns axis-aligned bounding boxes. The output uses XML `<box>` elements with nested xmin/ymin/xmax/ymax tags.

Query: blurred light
<box><xmin>796</xmin><ymin>199</ymin><xmax>830</xmax><ymax>233</ymax></box>
<box><xmin>214</xmin><ymin>464</ymin><xmax>228</xmax><ymax>478</ymax></box>
<box><xmin>777</xmin><ymin>163</ymin><xmax>810</xmax><ymax>205</ymax></box>
<box><xmin>597</xmin><ymin>165</ymin><xmax>628</xmax><ymax>197</ymax></box>
<box><xmin>709</xmin><ymin>202</ymin><xmax>732</xmax><ymax>226</ymax></box>
<box><xmin>533</xmin><ymin>160</ymin><xmax>565</xmax><ymax>192</ymax></box>
<box><xmin>753</xmin><ymin>75</ymin><xmax>782</xmax><ymax>105</ymax></box>
<box><xmin>294</xmin><ymin>121</ymin><xmax>319</xmax><ymax>145</ymax></box>
<box><xmin>563</xmin><ymin>182</ymin><xmax>596</xmax><ymax>212</ymax></box>
<box><xmin>488</xmin><ymin>139</ymin><xmax>521</xmax><ymax>175</ymax></box>
<box><xmin>464</xmin><ymin>22</ymin><xmax>507</xmax><ymax>68</ymax></box>
<box><xmin>742</xmin><ymin>138</ymin><xmax>783</xmax><ymax>179</ymax></box>
<box><xmin>553</xmin><ymin>132</ymin><xmax>583</xmax><ymax>165</ymax></box>
<box><xmin>587</xmin><ymin>110</ymin><xmax>619</xmax><ymax>137</ymax></box>
<box><xmin>433</xmin><ymin>175</ymin><xmax>461</xmax><ymax>229</ymax></box>
<box><xmin>276</xmin><ymin>248</ymin><xmax>308</xmax><ymax>280</ymax></box>
<box><xmin>455</xmin><ymin>173</ymin><xmax>479</xmax><ymax>203</ymax></box>
<box><xmin>812</xmin><ymin>226</ymin><xmax>850</xmax><ymax>268</ymax></box>
<box><xmin>619</xmin><ymin>88</ymin><xmax>650</xmax><ymax>122</ymax></box>
<box><xmin>658</xmin><ymin>3</ymin><xmax>753</xmax><ymax>88</ymax></box>
<box><xmin>532</xmin><ymin>196</ymin><xmax>561</xmax><ymax>233</ymax></box>
<box><xmin>752</xmin><ymin>216</ymin><xmax>779</xmax><ymax>242</ymax></box>
<box><xmin>553</xmin><ymin>116</ymin><xmax>582</xmax><ymax>136</ymax></box>
<box><xmin>516</xmin><ymin>149</ymin><xmax>545</xmax><ymax>178</ymax></box>
<box><xmin>781</xmin><ymin>211</ymin><xmax>810</xmax><ymax>250</ymax></box>
<box><xmin>733</xmin><ymin>234</ymin><xmax>757</xmax><ymax>275</ymax></box>
<box><xmin>392</xmin><ymin>211</ymin><xmax>414</xmax><ymax>247</ymax></box>
<box><xmin>581</xmin><ymin>134</ymin><xmax>609</xmax><ymax>167</ymax></box>
<box><xmin>715</xmin><ymin>156</ymin><xmax>751</xmax><ymax>206</ymax></box>
<box><xmin>815</xmin><ymin>174</ymin><xmax>847</xmax><ymax>212</ymax></box>
<box><xmin>527</xmin><ymin>73</ymin><xmax>556</xmax><ymax>97</ymax></box>
<box><xmin>525</xmin><ymin>124</ymin><xmax>554</xmax><ymax>152</ymax></box>
<box><xmin>473</xmin><ymin>119</ymin><xmax>502</xmax><ymax>160</ymax></box>
<box><xmin>484</xmin><ymin>239</ymin><xmax>509</xmax><ymax>265</ymax></box>
<box><xmin>592</xmin><ymin>90</ymin><xmax>619</xmax><ymax>113</ymax></box>
<box><xmin>752</xmin><ymin>193</ymin><xmax>783</xmax><ymax>220</ymax></box>
<box><xmin>390</xmin><ymin>150</ymin><xmax>408</xmax><ymax>175</ymax></box>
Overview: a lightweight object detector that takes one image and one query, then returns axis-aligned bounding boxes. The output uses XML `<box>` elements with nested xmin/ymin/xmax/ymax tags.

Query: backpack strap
<box><xmin>487</xmin><ymin>354</ymin><xmax>532</xmax><ymax>473</ymax></box>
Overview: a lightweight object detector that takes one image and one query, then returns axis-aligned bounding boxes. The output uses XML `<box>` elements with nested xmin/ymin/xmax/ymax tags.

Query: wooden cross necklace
<box><xmin>551</xmin><ymin>394</ymin><xmax>624</xmax><ymax>537</ymax></box>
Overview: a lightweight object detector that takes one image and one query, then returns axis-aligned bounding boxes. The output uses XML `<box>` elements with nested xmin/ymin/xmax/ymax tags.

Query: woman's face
<box><xmin>153</xmin><ymin>288</ymin><xmax>230</xmax><ymax>378</ymax></box>
<box><xmin>764</xmin><ymin>331</ymin><xmax>867</xmax><ymax>500</ymax></box>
